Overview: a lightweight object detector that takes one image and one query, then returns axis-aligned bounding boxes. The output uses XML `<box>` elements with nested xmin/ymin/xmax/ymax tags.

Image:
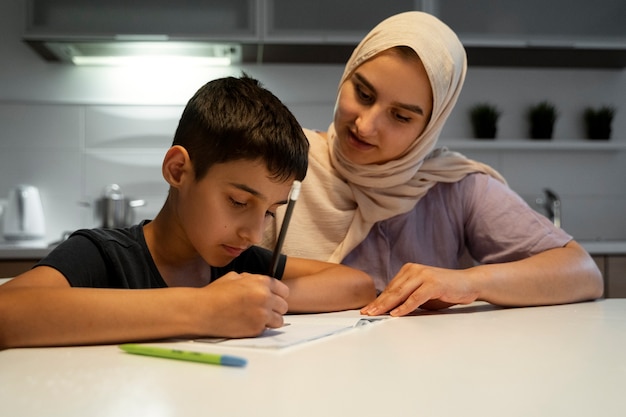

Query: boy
<box><xmin>0</xmin><ymin>75</ymin><xmax>376</xmax><ymax>349</ymax></box>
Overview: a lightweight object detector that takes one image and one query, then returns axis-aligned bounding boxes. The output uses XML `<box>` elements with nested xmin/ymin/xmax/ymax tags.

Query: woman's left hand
<box><xmin>360</xmin><ymin>263</ymin><xmax>479</xmax><ymax>316</ymax></box>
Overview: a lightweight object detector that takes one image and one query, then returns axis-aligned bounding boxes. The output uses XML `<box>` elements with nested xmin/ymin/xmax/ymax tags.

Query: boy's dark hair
<box><xmin>172</xmin><ymin>74</ymin><xmax>308</xmax><ymax>182</ymax></box>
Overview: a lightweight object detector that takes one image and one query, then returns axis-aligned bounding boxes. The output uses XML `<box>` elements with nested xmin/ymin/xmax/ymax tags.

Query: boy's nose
<box><xmin>239</xmin><ymin>216</ymin><xmax>265</xmax><ymax>245</ymax></box>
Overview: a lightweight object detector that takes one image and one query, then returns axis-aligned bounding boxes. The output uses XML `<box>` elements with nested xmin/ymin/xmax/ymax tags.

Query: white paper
<box><xmin>194</xmin><ymin>314</ymin><xmax>387</xmax><ymax>349</ymax></box>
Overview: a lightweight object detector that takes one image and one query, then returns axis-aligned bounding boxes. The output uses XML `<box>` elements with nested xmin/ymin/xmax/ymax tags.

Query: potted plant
<box><xmin>469</xmin><ymin>103</ymin><xmax>501</xmax><ymax>139</ymax></box>
<box><xmin>583</xmin><ymin>105</ymin><xmax>615</xmax><ymax>140</ymax></box>
<box><xmin>527</xmin><ymin>101</ymin><xmax>558</xmax><ymax>140</ymax></box>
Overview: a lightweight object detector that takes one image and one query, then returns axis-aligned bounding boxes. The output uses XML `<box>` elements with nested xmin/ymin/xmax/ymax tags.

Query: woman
<box><xmin>265</xmin><ymin>11</ymin><xmax>603</xmax><ymax>316</ymax></box>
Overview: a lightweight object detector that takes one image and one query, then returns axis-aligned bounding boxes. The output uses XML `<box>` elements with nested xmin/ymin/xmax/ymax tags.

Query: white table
<box><xmin>1</xmin><ymin>300</ymin><xmax>625</xmax><ymax>417</ymax></box>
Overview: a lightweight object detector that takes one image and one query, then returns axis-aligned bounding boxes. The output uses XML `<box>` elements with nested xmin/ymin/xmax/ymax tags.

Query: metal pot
<box><xmin>94</xmin><ymin>184</ymin><xmax>146</xmax><ymax>228</ymax></box>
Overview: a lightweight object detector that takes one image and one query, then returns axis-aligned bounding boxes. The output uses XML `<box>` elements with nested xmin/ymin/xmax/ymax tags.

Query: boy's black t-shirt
<box><xmin>36</xmin><ymin>221</ymin><xmax>286</xmax><ymax>288</ymax></box>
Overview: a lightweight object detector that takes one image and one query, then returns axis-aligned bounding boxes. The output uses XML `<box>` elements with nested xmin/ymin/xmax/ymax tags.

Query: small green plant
<box><xmin>469</xmin><ymin>103</ymin><xmax>501</xmax><ymax>139</ymax></box>
<box><xmin>528</xmin><ymin>101</ymin><xmax>558</xmax><ymax>140</ymax></box>
<box><xmin>583</xmin><ymin>105</ymin><xmax>615</xmax><ymax>140</ymax></box>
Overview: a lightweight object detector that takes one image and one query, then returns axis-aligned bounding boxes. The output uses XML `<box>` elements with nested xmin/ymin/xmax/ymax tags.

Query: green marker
<box><xmin>119</xmin><ymin>344</ymin><xmax>247</xmax><ymax>367</ymax></box>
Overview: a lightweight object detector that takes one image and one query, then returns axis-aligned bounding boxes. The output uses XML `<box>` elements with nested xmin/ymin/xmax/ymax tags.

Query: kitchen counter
<box><xmin>1</xmin><ymin>300</ymin><xmax>625</xmax><ymax>417</ymax></box>
<box><xmin>0</xmin><ymin>240</ymin><xmax>53</xmax><ymax>259</ymax></box>
<box><xmin>579</xmin><ymin>240</ymin><xmax>626</xmax><ymax>256</ymax></box>
<box><xmin>1</xmin><ymin>240</ymin><xmax>625</xmax><ymax>260</ymax></box>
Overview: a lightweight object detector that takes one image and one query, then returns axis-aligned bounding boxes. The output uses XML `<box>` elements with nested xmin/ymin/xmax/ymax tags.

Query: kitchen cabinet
<box><xmin>259</xmin><ymin>0</ymin><xmax>422</xmax><ymax>63</ymax></box>
<box><xmin>0</xmin><ymin>246</ymin><xmax>51</xmax><ymax>278</ymax></box>
<box><xmin>26</xmin><ymin>0</ymin><xmax>419</xmax><ymax>42</ymax></box>
<box><xmin>431</xmin><ymin>0</ymin><xmax>625</xmax><ymax>47</ymax></box>
<box><xmin>264</xmin><ymin>0</ymin><xmax>420</xmax><ymax>43</ymax></box>
<box><xmin>25</xmin><ymin>0</ymin><xmax>625</xmax><ymax>67</ymax></box>
<box><xmin>592</xmin><ymin>255</ymin><xmax>626</xmax><ymax>298</ymax></box>
<box><xmin>25</xmin><ymin>0</ymin><xmax>259</xmax><ymax>40</ymax></box>
<box><xmin>606</xmin><ymin>257</ymin><xmax>626</xmax><ymax>297</ymax></box>
<box><xmin>30</xmin><ymin>0</ymin><xmax>625</xmax><ymax>48</ymax></box>
<box><xmin>24</xmin><ymin>0</ymin><xmax>422</xmax><ymax>64</ymax></box>
<box><xmin>0</xmin><ymin>260</ymin><xmax>39</xmax><ymax>277</ymax></box>
<box><xmin>428</xmin><ymin>0</ymin><xmax>626</xmax><ymax>67</ymax></box>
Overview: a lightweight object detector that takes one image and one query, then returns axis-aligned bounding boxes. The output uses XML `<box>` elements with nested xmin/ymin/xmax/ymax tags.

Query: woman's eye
<box><xmin>265</xmin><ymin>211</ymin><xmax>276</xmax><ymax>219</ymax></box>
<box><xmin>355</xmin><ymin>84</ymin><xmax>373</xmax><ymax>103</ymax></box>
<box><xmin>394</xmin><ymin>112</ymin><xmax>411</xmax><ymax>123</ymax></box>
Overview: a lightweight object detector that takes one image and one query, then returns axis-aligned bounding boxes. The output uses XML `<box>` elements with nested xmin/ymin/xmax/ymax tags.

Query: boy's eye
<box><xmin>230</xmin><ymin>196</ymin><xmax>275</xmax><ymax>218</ymax></box>
<box><xmin>229</xmin><ymin>197</ymin><xmax>246</xmax><ymax>208</ymax></box>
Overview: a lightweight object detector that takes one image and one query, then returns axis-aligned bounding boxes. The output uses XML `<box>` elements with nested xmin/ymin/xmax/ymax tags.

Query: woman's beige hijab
<box><xmin>272</xmin><ymin>11</ymin><xmax>505</xmax><ymax>263</ymax></box>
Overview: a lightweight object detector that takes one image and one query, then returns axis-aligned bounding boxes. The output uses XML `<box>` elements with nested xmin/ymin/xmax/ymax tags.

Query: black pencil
<box><xmin>268</xmin><ymin>180</ymin><xmax>302</xmax><ymax>277</ymax></box>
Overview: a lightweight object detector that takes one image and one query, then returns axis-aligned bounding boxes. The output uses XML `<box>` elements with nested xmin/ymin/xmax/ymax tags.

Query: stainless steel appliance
<box><xmin>95</xmin><ymin>184</ymin><xmax>146</xmax><ymax>228</ymax></box>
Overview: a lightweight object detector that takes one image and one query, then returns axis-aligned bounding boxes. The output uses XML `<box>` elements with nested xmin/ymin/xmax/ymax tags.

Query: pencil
<box><xmin>268</xmin><ymin>180</ymin><xmax>302</xmax><ymax>277</ymax></box>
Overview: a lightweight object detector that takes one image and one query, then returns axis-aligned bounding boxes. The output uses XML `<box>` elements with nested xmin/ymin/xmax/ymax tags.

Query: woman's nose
<box><xmin>355</xmin><ymin>106</ymin><xmax>380</xmax><ymax>138</ymax></box>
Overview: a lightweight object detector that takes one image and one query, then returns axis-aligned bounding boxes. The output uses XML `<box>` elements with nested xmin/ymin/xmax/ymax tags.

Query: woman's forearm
<box><xmin>471</xmin><ymin>241</ymin><xmax>603</xmax><ymax>307</ymax></box>
<box><xmin>283</xmin><ymin>259</ymin><xmax>376</xmax><ymax>313</ymax></box>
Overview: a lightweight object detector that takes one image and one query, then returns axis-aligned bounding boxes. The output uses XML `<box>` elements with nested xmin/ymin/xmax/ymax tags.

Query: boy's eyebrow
<box><xmin>231</xmin><ymin>182</ymin><xmax>289</xmax><ymax>205</ymax></box>
<box><xmin>353</xmin><ymin>72</ymin><xmax>424</xmax><ymax>116</ymax></box>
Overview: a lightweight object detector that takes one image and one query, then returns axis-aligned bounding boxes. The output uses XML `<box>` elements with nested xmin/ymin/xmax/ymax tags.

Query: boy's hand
<box><xmin>199</xmin><ymin>272</ymin><xmax>289</xmax><ymax>338</ymax></box>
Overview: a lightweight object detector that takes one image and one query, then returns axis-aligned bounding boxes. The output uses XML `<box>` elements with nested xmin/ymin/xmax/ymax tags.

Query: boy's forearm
<box><xmin>0</xmin><ymin>287</ymin><xmax>197</xmax><ymax>349</ymax></box>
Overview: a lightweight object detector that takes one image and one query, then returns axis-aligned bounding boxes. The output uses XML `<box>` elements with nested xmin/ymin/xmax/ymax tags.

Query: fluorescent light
<box><xmin>71</xmin><ymin>55</ymin><xmax>232</xmax><ymax>67</ymax></box>
<box><xmin>44</xmin><ymin>41</ymin><xmax>241</xmax><ymax>67</ymax></box>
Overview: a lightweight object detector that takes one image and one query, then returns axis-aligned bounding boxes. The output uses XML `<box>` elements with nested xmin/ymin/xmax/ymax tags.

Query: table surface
<box><xmin>1</xmin><ymin>299</ymin><xmax>625</xmax><ymax>417</ymax></box>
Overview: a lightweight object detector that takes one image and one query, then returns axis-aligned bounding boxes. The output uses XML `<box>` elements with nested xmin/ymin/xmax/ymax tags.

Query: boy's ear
<box><xmin>162</xmin><ymin>145</ymin><xmax>192</xmax><ymax>187</ymax></box>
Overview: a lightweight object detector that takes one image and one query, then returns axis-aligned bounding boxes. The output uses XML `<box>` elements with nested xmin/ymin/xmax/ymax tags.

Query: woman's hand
<box><xmin>360</xmin><ymin>241</ymin><xmax>603</xmax><ymax>317</ymax></box>
<box><xmin>360</xmin><ymin>263</ymin><xmax>479</xmax><ymax>316</ymax></box>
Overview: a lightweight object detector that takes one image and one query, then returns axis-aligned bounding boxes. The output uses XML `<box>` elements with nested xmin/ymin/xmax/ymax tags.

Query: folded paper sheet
<box><xmin>195</xmin><ymin>313</ymin><xmax>388</xmax><ymax>349</ymax></box>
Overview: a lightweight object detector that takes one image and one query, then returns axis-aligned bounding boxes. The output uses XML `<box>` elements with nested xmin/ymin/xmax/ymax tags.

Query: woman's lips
<box><xmin>347</xmin><ymin>131</ymin><xmax>375</xmax><ymax>151</ymax></box>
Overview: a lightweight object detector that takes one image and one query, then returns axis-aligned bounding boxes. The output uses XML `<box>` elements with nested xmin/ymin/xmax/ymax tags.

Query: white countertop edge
<box><xmin>0</xmin><ymin>247</ymin><xmax>53</xmax><ymax>259</ymax></box>
<box><xmin>1</xmin><ymin>241</ymin><xmax>625</xmax><ymax>260</ymax></box>
<box><xmin>579</xmin><ymin>241</ymin><xmax>626</xmax><ymax>256</ymax></box>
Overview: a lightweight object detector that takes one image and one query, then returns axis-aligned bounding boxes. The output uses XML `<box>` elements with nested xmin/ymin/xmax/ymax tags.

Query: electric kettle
<box><xmin>3</xmin><ymin>184</ymin><xmax>46</xmax><ymax>241</ymax></box>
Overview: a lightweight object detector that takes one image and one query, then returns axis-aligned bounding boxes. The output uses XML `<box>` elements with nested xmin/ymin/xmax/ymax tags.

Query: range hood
<box><xmin>30</xmin><ymin>40</ymin><xmax>244</xmax><ymax>66</ymax></box>
<box><xmin>24</xmin><ymin>38</ymin><xmax>626</xmax><ymax>68</ymax></box>
<box><xmin>24</xmin><ymin>39</ymin><xmax>364</xmax><ymax>66</ymax></box>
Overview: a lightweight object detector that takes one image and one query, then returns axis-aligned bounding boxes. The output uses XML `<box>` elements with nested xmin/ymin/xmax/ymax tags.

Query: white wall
<box><xmin>1</xmin><ymin>0</ymin><xmax>625</xmax><ymax>243</ymax></box>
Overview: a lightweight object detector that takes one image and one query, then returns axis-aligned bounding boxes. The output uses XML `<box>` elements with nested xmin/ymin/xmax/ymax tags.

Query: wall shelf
<box><xmin>439</xmin><ymin>139</ymin><xmax>626</xmax><ymax>151</ymax></box>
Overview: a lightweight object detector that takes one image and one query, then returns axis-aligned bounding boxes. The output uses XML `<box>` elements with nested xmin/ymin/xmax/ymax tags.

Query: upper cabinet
<box><xmin>264</xmin><ymin>0</ymin><xmax>421</xmax><ymax>43</ymax></box>
<box><xmin>23</xmin><ymin>0</ymin><xmax>626</xmax><ymax>67</ymax></box>
<box><xmin>259</xmin><ymin>0</ymin><xmax>422</xmax><ymax>63</ymax></box>
<box><xmin>432</xmin><ymin>0</ymin><xmax>625</xmax><ymax>47</ymax></box>
<box><xmin>25</xmin><ymin>0</ymin><xmax>259</xmax><ymax>40</ymax></box>
<box><xmin>428</xmin><ymin>0</ymin><xmax>626</xmax><ymax>67</ymax></box>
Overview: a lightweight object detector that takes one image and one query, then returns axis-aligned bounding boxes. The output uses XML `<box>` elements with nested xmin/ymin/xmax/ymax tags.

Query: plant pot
<box><xmin>530</xmin><ymin>120</ymin><xmax>554</xmax><ymax>140</ymax></box>
<box><xmin>528</xmin><ymin>101</ymin><xmax>557</xmax><ymax>140</ymax></box>
<box><xmin>473</xmin><ymin>126</ymin><xmax>497</xmax><ymax>139</ymax></box>
<box><xmin>469</xmin><ymin>103</ymin><xmax>500</xmax><ymax>140</ymax></box>
<box><xmin>584</xmin><ymin>106</ymin><xmax>615</xmax><ymax>140</ymax></box>
<box><xmin>586</xmin><ymin>124</ymin><xmax>612</xmax><ymax>140</ymax></box>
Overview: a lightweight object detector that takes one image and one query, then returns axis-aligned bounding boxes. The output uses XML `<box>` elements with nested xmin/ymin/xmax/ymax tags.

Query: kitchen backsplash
<box><xmin>1</xmin><ymin>90</ymin><xmax>625</xmax><ymax>244</ymax></box>
<box><xmin>1</xmin><ymin>0</ymin><xmax>625</xmax><ymax>244</ymax></box>
<box><xmin>0</xmin><ymin>103</ymin><xmax>174</xmax><ymax>242</ymax></box>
